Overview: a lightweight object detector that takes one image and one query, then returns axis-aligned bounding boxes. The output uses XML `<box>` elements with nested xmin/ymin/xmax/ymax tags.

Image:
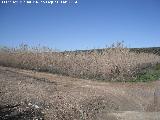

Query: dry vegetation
<box><xmin>0</xmin><ymin>42</ymin><xmax>160</xmax><ymax>81</ymax></box>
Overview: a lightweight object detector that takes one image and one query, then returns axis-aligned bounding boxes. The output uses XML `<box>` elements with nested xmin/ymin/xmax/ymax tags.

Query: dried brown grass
<box><xmin>0</xmin><ymin>42</ymin><xmax>160</xmax><ymax>81</ymax></box>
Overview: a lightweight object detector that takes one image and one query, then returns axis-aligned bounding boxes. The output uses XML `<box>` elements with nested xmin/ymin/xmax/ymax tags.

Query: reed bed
<box><xmin>0</xmin><ymin>42</ymin><xmax>160</xmax><ymax>81</ymax></box>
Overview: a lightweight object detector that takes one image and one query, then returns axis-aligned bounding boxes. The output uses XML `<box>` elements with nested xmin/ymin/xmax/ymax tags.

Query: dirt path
<box><xmin>0</xmin><ymin>66</ymin><xmax>160</xmax><ymax>120</ymax></box>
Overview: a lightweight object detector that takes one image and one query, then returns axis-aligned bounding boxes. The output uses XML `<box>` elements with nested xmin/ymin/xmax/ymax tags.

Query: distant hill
<box><xmin>64</xmin><ymin>47</ymin><xmax>160</xmax><ymax>56</ymax></box>
<box><xmin>130</xmin><ymin>47</ymin><xmax>160</xmax><ymax>56</ymax></box>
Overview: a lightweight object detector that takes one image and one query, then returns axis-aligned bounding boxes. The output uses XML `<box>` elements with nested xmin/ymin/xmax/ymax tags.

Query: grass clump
<box><xmin>0</xmin><ymin>42</ymin><xmax>160</xmax><ymax>82</ymax></box>
<box><xmin>131</xmin><ymin>68</ymin><xmax>160</xmax><ymax>82</ymax></box>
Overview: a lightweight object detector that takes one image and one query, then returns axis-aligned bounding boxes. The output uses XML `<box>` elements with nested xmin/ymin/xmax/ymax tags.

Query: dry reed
<box><xmin>0</xmin><ymin>42</ymin><xmax>160</xmax><ymax>81</ymax></box>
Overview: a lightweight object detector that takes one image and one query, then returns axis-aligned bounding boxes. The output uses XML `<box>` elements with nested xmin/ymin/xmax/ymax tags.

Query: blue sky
<box><xmin>0</xmin><ymin>0</ymin><xmax>160</xmax><ymax>51</ymax></box>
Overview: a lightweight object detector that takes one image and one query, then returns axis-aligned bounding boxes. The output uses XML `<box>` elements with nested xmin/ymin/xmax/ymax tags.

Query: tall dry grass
<box><xmin>0</xmin><ymin>42</ymin><xmax>160</xmax><ymax>81</ymax></box>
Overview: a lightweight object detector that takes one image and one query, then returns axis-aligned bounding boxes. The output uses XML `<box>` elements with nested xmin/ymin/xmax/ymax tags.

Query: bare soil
<box><xmin>0</xmin><ymin>66</ymin><xmax>160</xmax><ymax>120</ymax></box>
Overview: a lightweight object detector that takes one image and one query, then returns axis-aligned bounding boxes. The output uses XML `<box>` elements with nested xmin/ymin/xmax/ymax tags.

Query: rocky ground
<box><xmin>0</xmin><ymin>66</ymin><xmax>160</xmax><ymax>120</ymax></box>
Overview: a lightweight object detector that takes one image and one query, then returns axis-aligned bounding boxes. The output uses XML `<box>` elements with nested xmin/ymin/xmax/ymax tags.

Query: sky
<box><xmin>0</xmin><ymin>0</ymin><xmax>160</xmax><ymax>51</ymax></box>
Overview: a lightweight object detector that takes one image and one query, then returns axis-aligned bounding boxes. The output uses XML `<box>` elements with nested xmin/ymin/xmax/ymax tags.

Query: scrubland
<box><xmin>0</xmin><ymin>42</ymin><xmax>160</xmax><ymax>81</ymax></box>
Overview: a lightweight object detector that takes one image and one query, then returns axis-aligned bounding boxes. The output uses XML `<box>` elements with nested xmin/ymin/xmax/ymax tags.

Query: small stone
<box><xmin>33</xmin><ymin>104</ymin><xmax>39</xmax><ymax>109</ymax></box>
<box><xmin>28</xmin><ymin>103</ymin><xmax>32</xmax><ymax>106</ymax></box>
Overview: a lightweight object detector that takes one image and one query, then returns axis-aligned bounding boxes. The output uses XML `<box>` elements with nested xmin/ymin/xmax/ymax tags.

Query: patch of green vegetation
<box><xmin>155</xmin><ymin>63</ymin><xmax>160</xmax><ymax>70</ymax></box>
<box><xmin>131</xmin><ymin>64</ymin><xmax>160</xmax><ymax>82</ymax></box>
